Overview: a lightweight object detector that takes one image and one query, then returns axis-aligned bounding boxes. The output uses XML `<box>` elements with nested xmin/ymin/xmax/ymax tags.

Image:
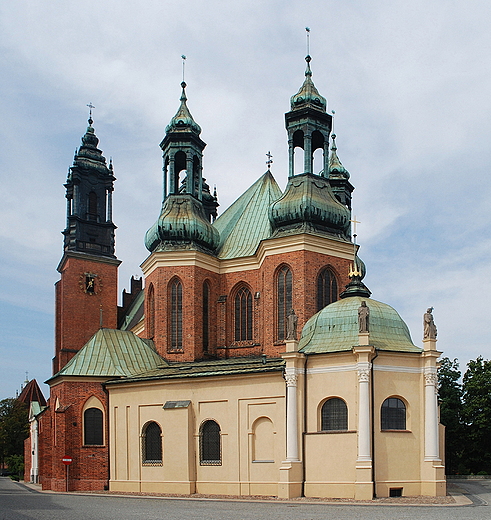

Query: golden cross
<box><xmin>266</xmin><ymin>151</ymin><xmax>273</xmax><ymax>170</ymax></box>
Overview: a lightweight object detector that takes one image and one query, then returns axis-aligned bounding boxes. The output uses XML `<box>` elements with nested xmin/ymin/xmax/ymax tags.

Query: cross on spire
<box><xmin>350</xmin><ymin>215</ymin><xmax>360</xmax><ymax>243</ymax></box>
<box><xmin>305</xmin><ymin>27</ymin><xmax>311</xmax><ymax>56</ymax></box>
<box><xmin>181</xmin><ymin>55</ymin><xmax>187</xmax><ymax>82</ymax></box>
<box><xmin>266</xmin><ymin>151</ymin><xmax>273</xmax><ymax>170</ymax></box>
<box><xmin>87</xmin><ymin>102</ymin><xmax>95</xmax><ymax>124</ymax></box>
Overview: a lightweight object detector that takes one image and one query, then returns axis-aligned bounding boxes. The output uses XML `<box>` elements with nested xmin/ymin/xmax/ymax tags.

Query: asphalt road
<box><xmin>1</xmin><ymin>477</ymin><xmax>491</xmax><ymax>520</ymax></box>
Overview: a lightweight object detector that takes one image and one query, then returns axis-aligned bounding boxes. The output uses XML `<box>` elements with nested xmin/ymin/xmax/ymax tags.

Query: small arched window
<box><xmin>277</xmin><ymin>266</ymin><xmax>292</xmax><ymax>341</ymax></box>
<box><xmin>142</xmin><ymin>421</ymin><xmax>162</xmax><ymax>465</ymax></box>
<box><xmin>170</xmin><ymin>279</ymin><xmax>183</xmax><ymax>350</ymax></box>
<box><xmin>381</xmin><ymin>397</ymin><xmax>406</xmax><ymax>430</ymax></box>
<box><xmin>84</xmin><ymin>408</ymin><xmax>103</xmax><ymax>445</ymax></box>
<box><xmin>234</xmin><ymin>287</ymin><xmax>252</xmax><ymax>342</ymax></box>
<box><xmin>317</xmin><ymin>267</ymin><xmax>338</xmax><ymax>311</ymax></box>
<box><xmin>321</xmin><ymin>398</ymin><xmax>348</xmax><ymax>431</ymax></box>
<box><xmin>200</xmin><ymin>420</ymin><xmax>221</xmax><ymax>465</ymax></box>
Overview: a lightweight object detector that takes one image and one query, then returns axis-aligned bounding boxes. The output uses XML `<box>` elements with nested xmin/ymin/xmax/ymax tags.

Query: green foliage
<box><xmin>461</xmin><ymin>357</ymin><xmax>491</xmax><ymax>474</ymax></box>
<box><xmin>5</xmin><ymin>454</ymin><xmax>24</xmax><ymax>480</ymax></box>
<box><xmin>0</xmin><ymin>398</ymin><xmax>29</xmax><ymax>467</ymax></box>
<box><xmin>438</xmin><ymin>357</ymin><xmax>464</xmax><ymax>474</ymax></box>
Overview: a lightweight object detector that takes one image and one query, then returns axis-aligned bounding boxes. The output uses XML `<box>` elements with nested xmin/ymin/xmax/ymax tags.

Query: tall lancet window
<box><xmin>203</xmin><ymin>281</ymin><xmax>210</xmax><ymax>351</ymax></box>
<box><xmin>317</xmin><ymin>267</ymin><xmax>338</xmax><ymax>311</ymax></box>
<box><xmin>234</xmin><ymin>286</ymin><xmax>252</xmax><ymax>342</ymax></box>
<box><xmin>169</xmin><ymin>279</ymin><xmax>183</xmax><ymax>351</ymax></box>
<box><xmin>277</xmin><ymin>265</ymin><xmax>292</xmax><ymax>341</ymax></box>
<box><xmin>147</xmin><ymin>284</ymin><xmax>155</xmax><ymax>340</ymax></box>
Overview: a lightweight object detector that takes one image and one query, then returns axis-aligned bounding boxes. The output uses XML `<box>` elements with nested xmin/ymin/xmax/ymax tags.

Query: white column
<box><xmin>424</xmin><ymin>368</ymin><xmax>439</xmax><ymax>460</ymax></box>
<box><xmin>357</xmin><ymin>363</ymin><xmax>371</xmax><ymax>461</ymax></box>
<box><xmin>285</xmin><ymin>371</ymin><xmax>299</xmax><ymax>461</ymax></box>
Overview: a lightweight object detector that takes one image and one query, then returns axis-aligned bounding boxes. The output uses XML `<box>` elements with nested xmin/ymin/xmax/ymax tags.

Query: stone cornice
<box><xmin>141</xmin><ymin>233</ymin><xmax>355</xmax><ymax>276</ymax></box>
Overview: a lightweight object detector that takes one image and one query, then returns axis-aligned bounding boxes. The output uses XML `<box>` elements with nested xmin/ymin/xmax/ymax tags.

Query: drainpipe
<box><xmin>370</xmin><ymin>349</ymin><xmax>378</xmax><ymax>498</ymax></box>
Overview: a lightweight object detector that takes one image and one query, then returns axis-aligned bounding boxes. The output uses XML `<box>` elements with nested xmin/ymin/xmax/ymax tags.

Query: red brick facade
<box><xmin>53</xmin><ymin>253</ymin><xmax>120</xmax><ymax>373</ymax></box>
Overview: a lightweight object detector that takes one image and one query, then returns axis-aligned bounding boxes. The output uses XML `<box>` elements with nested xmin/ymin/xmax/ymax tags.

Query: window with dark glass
<box><xmin>200</xmin><ymin>420</ymin><xmax>221</xmax><ymax>465</ymax></box>
<box><xmin>321</xmin><ymin>398</ymin><xmax>348</xmax><ymax>431</ymax></box>
<box><xmin>234</xmin><ymin>287</ymin><xmax>252</xmax><ymax>342</ymax></box>
<box><xmin>203</xmin><ymin>282</ymin><xmax>210</xmax><ymax>351</ymax></box>
<box><xmin>277</xmin><ymin>266</ymin><xmax>292</xmax><ymax>341</ymax></box>
<box><xmin>148</xmin><ymin>284</ymin><xmax>155</xmax><ymax>340</ymax></box>
<box><xmin>84</xmin><ymin>408</ymin><xmax>103</xmax><ymax>445</ymax></box>
<box><xmin>381</xmin><ymin>397</ymin><xmax>406</xmax><ymax>430</ymax></box>
<box><xmin>317</xmin><ymin>267</ymin><xmax>338</xmax><ymax>311</ymax></box>
<box><xmin>88</xmin><ymin>191</ymin><xmax>98</xmax><ymax>220</ymax></box>
<box><xmin>142</xmin><ymin>421</ymin><xmax>162</xmax><ymax>464</ymax></box>
<box><xmin>170</xmin><ymin>279</ymin><xmax>183</xmax><ymax>350</ymax></box>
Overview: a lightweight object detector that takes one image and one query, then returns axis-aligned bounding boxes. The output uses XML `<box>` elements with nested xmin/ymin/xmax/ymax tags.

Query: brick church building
<box><xmin>25</xmin><ymin>56</ymin><xmax>445</xmax><ymax>499</ymax></box>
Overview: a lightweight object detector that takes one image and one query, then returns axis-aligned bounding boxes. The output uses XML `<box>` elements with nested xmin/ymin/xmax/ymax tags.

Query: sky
<box><xmin>1</xmin><ymin>0</ymin><xmax>490</xmax><ymax>400</ymax></box>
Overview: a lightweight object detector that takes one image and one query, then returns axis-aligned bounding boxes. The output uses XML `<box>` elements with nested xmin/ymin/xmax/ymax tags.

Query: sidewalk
<box><xmin>20</xmin><ymin>480</ymin><xmax>472</xmax><ymax>506</ymax></box>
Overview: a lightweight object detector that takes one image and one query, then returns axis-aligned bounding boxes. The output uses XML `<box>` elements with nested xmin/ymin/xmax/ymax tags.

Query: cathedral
<box><xmin>25</xmin><ymin>55</ymin><xmax>445</xmax><ymax>500</ymax></box>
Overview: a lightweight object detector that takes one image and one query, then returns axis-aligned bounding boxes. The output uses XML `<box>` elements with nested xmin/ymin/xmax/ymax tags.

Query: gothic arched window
<box><xmin>321</xmin><ymin>398</ymin><xmax>348</xmax><ymax>431</ymax></box>
<box><xmin>381</xmin><ymin>397</ymin><xmax>406</xmax><ymax>430</ymax></box>
<box><xmin>203</xmin><ymin>281</ymin><xmax>210</xmax><ymax>352</ymax></box>
<box><xmin>234</xmin><ymin>286</ymin><xmax>252</xmax><ymax>342</ymax></box>
<box><xmin>142</xmin><ymin>421</ymin><xmax>162</xmax><ymax>465</ymax></box>
<box><xmin>84</xmin><ymin>407</ymin><xmax>103</xmax><ymax>445</ymax></box>
<box><xmin>200</xmin><ymin>420</ymin><xmax>221</xmax><ymax>465</ymax></box>
<box><xmin>170</xmin><ymin>279</ymin><xmax>183</xmax><ymax>350</ymax></box>
<box><xmin>276</xmin><ymin>266</ymin><xmax>292</xmax><ymax>341</ymax></box>
<box><xmin>317</xmin><ymin>267</ymin><xmax>338</xmax><ymax>311</ymax></box>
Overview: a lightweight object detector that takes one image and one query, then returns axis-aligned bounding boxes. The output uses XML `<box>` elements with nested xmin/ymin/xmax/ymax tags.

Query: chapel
<box><xmin>25</xmin><ymin>55</ymin><xmax>445</xmax><ymax>500</ymax></box>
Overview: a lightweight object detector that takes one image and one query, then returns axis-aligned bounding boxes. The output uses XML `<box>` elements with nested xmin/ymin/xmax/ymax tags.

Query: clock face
<box><xmin>79</xmin><ymin>272</ymin><xmax>103</xmax><ymax>295</ymax></box>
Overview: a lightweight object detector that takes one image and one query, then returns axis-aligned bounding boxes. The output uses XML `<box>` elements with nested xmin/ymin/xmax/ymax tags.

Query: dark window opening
<box><xmin>317</xmin><ymin>267</ymin><xmax>338</xmax><ymax>311</ymax></box>
<box><xmin>321</xmin><ymin>398</ymin><xmax>348</xmax><ymax>431</ymax></box>
<box><xmin>389</xmin><ymin>488</ymin><xmax>403</xmax><ymax>497</ymax></box>
<box><xmin>200</xmin><ymin>420</ymin><xmax>221</xmax><ymax>465</ymax></box>
<box><xmin>203</xmin><ymin>282</ymin><xmax>210</xmax><ymax>351</ymax></box>
<box><xmin>381</xmin><ymin>398</ymin><xmax>406</xmax><ymax>430</ymax></box>
<box><xmin>277</xmin><ymin>266</ymin><xmax>292</xmax><ymax>341</ymax></box>
<box><xmin>170</xmin><ymin>279</ymin><xmax>183</xmax><ymax>350</ymax></box>
<box><xmin>234</xmin><ymin>287</ymin><xmax>252</xmax><ymax>341</ymax></box>
<box><xmin>88</xmin><ymin>191</ymin><xmax>98</xmax><ymax>221</ymax></box>
<box><xmin>84</xmin><ymin>408</ymin><xmax>103</xmax><ymax>445</ymax></box>
<box><xmin>142</xmin><ymin>421</ymin><xmax>162</xmax><ymax>465</ymax></box>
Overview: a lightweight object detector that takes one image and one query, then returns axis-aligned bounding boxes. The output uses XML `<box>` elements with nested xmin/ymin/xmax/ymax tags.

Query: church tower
<box><xmin>53</xmin><ymin>115</ymin><xmax>120</xmax><ymax>373</ymax></box>
<box><xmin>143</xmin><ymin>82</ymin><xmax>220</xmax><ymax>361</ymax></box>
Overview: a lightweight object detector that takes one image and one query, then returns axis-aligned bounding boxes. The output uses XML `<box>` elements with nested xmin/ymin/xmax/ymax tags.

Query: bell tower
<box><xmin>53</xmin><ymin>114</ymin><xmax>120</xmax><ymax>374</ymax></box>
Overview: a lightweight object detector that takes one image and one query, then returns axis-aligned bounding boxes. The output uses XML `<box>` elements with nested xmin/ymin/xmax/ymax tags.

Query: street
<box><xmin>1</xmin><ymin>477</ymin><xmax>491</xmax><ymax>520</ymax></box>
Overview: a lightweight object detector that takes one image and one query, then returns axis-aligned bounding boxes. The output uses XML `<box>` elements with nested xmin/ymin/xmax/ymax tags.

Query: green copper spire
<box><xmin>328</xmin><ymin>134</ymin><xmax>350</xmax><ymax>179</ymax></box>
<box><xmin>328</xmin><ymin>134</ymin><xmax>354</xmax><ymax>210</ymax></box>
<box><xmin>340</xmin><ymin>250</ymin><xmax>371</xmax><ymax>299</ymax></box>
<box><xmin>165</xmin><ymin>82</ymin><xmax>202</xmax><ymax>135</ymax></box>
<box><xmin>290</xmin><ymin>55</ymin><xmax>327</xmax><ymax>112</ymax></box>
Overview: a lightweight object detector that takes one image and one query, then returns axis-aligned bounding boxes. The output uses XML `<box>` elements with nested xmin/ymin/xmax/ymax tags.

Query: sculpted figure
<box><xmin>358</xmin><ymin>301</ymin><xmax>369</xmax><ymax>333</ymax></box>
<box><xmin>286</xmin><ymin>309</ymin><xmax>298</xmax><ymax>340</ymax></box>
<box><xmin>423</xmin><ymin>307</ymin><xmax>437</xmax><ymax>339</ymax></box>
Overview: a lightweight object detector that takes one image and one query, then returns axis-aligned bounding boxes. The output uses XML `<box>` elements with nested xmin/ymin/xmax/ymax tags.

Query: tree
<box><xmin>0</xmin><ymin>398</ymin><xmax>29</xmax><ymax>468</ymax></box>
<box><xmin>461</xmin><ymin>357</ymin><xmax>491</xmax><ymax>474</ymax></box>
<box><xmin>438</xmin><ymin>357</ymin><xmax>464</xmax><ymax>474</ymax></box>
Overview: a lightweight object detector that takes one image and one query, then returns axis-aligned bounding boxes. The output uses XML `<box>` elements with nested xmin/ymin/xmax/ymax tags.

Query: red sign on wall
<box><xmin>62</xmin><ymin>457</ymin><xmax>73</xmax><ymax>465</ymax></box>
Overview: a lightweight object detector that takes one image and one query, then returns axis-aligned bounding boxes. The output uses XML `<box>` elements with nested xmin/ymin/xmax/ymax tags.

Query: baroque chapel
<box><xmin>25</xmin><ymin>56</ymin><xmax>445</xmax><ymax>500</ymax></box>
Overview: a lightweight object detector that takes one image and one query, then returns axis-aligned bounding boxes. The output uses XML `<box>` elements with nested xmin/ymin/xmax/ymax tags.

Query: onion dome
<box><xmin>328</xmin><ymin>134</ymin><xmax>350</xmax><ymax>179</ymax></box>
<box><xmin>144</xmin><ymin>194</ymin><xmax>220</xmax><ymax>253</ymax></box>
<box><xmin>73</xmin><ymin>116</ymin><xmax>111</xmax><ymax>174</ymax></box>
<box><xmin>298</xmin><ymin>295</ymin><xmax>421</xmax><ymax>354</ymax></box>
<box><xmin>269</xmin><ymin>173</ymin><xmax>351</xmax><ymax>239</ymax></box>
<box><xmin>165</xmin><ymin>82</ymin><xmax>201</xmax><ymax>135</ymax></box>
<box><xmin>290</xmin><ymin>55</ymin><xmax>327</xmax><ymax>112</ymax></box>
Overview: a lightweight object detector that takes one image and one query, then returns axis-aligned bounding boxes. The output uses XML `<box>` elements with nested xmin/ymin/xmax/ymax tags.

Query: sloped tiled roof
<box><xmin>213</xmin><ymin>171</ymin><xmax>282</xmax><ymax>259</ymax></box>
<box><xmin>120</xmin><ymin>290</ymin><xmax>145</xmax><ymax>331</ymax></box>
<box><xmin>106</xmin><ymin>356</ymin><xmax>285</xmax><ymax>385</ymax></box>
<box><xmin>48</xmin><ymin>329</ymin><xmax>166</xmax><ymax>381</ymax></box>
<box><xmin>17</xmin><ymin>379</ymin><xmax>47</xmax><ymax>407</ymax></box>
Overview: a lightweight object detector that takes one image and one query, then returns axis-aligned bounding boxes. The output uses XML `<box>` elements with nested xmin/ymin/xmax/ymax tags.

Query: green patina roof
<box><xmin>299</xmin><ymin>296</ymin><xmax>421</xmax><ymax>354</ymax></box>
<box><xmin>120</xmin><ymin>289</ymin><xmax>145</xmax><ymax>331</ymax></box>
<box><xmin>106</xmin><ymin>356</ymin><xmax>285</xmax><ymax>385</ymax></box>
<box><xmin>48</xmin><ymin>329</ymin><xmax>166</xmax><ymax>381</ymax></box>
<box><xmin>213</xmin><ymin>171</ymin><xmax>282</xmax><ymax>259</ymax></box>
